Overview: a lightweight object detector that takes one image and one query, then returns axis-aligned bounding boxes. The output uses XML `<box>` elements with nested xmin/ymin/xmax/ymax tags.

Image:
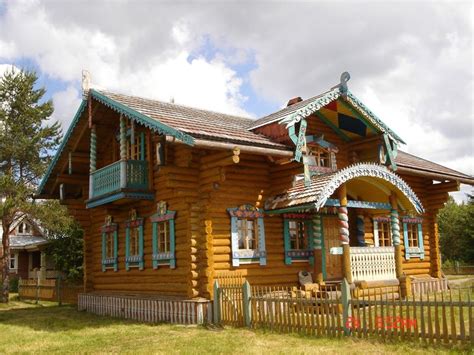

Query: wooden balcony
<box><xmin>86</xmin><ymin>160</ymin><xmax>153</xmax><ymax>208</ymax></box>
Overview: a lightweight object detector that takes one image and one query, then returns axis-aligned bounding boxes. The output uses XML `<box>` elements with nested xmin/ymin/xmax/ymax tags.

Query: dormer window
<box><xmin>18</xmin><ymin>222</ymin><xmax>31</xmax><ymax>235</ymax></box>
<box><xmin>304</xmin><ymin>146</ymin><xmax>337</xmax><ymax>175</ymax></box>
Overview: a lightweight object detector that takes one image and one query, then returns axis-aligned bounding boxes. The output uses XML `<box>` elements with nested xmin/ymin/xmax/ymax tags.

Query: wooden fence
<box><xmin>214</xmin><ymin>279</ymin><xmax>473</xmax><ymax>346</ymax></box>
<box><xmin>18</xmin><ymin>278</ymin><xmax>83</xmax><ymax>305</ymax></box>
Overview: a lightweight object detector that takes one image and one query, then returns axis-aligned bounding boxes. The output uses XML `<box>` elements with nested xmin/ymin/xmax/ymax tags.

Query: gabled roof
<box><xmin>94</xmin><ymin>90</ymin><xmax>287</xmax><ymax>149</ymax></box>
<box><xmin>249</xmin><ymin>87</ymin><xmax>405</xmax><ymax>144</ymax></box>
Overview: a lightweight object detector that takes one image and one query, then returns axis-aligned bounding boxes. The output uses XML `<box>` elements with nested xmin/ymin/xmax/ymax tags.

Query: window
<box><xmin>373</xmin><ymin>217</ymin><xmax>392</xmax><ymax>247</ymax></box>
<box><xmin>228</xmin><ymin>205</ymin><xmax>266</xmax><ymax>266</ymax></box>
<box><xmin>18</xmin><ymin>222</ymin><xmax>31</xmax><ymax>235</ymax></box>
<box><xmin>402</xmin><ymin>217</ymin><xmax>424</xmax><ymax>259</ymax></box>
<box><xmin>101</xmin><ymin>216</ymin><xmax>118</xmax><ymax>272</ymax></box>
<box><xmin>283</xmin><ymin>214</ymin><xmax>314</xmax><ymax>265</ymax></box>
<box><xmin>125</xmin><ymin>209</ymin><xmax>144</xmax><ymax>270</ymax></box>
<box><xmin>9</xmin><ymin>253</ymin><xmax>17</xmax><ymax>270</ymax></box>
<box><xmin>238</xmin><ymin>218</ymin><xmax>259</xmax><ymax>250</ymax></box>
<box><xmin>151</xmin><ymin>201</ymin><xmax>176</xmax><ymax>269</ymax></box>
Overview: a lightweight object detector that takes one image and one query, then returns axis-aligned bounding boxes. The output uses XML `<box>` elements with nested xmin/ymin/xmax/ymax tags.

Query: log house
<box><xmin>37</xmin><ymin>72</ymin><xmax>474</xmax><ymax>322</ymax></box>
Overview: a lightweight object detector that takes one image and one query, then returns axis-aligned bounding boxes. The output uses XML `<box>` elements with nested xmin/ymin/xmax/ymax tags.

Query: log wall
<box><xmin>63</xmin><ymin>125</ymin><xmax>455</xmax><ymax>300</ymax></box>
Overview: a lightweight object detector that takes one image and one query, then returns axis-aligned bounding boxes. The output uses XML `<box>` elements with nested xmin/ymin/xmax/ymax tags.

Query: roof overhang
<box><xmin>265</xmin><ymin>163</ymin><xmax>424</xmax><ymax>214</ymax></box>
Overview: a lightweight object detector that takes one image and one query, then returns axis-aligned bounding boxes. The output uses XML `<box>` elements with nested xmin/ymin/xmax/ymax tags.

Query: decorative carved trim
<box><xmin>314</xmin><ymin>163</ymin><xmax>424</xmax><ymax>213</ymax></box>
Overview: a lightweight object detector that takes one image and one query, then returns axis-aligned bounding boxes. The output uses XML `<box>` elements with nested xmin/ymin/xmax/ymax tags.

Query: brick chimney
<box><xmin>287</xmin><ymin>97</ymin><xmax>303</xmax><ymax>107</ymax></box>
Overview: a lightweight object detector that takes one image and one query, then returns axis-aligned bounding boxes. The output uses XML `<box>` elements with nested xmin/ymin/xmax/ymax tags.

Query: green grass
<box><xmin>0</xmin><ymin>296</ymin><xmax>471</xmax><ymax>354</ymax></box>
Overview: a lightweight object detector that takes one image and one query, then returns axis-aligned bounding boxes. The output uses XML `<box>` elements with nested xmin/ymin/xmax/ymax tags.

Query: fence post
<box><xmin>455</xmin><ymin>261</ymin><xmax>460</xmax><ymax>275</ymax></box>
<box><xmin>35</xmin><ymin>275</ymin><xmax>40</xmax><ymax>304</ymax></box>
<box><xmin>57</xmin><ymin>276</ymin><xmax>62</xmax><ymax>306</ymax></box>
<box><xmin>242</xmin><ymin>280</ymin><xmax>251</xmax><ymax>327</ymax></box>
<box><xmin>342</xmin><ymin>278</ymin><xmax>352</xmax><ymax>336</ymax></box>
<box><xmin>213</xmin><ymin>280</ymin><xmax>221</xmax><ymax>324</ymax></box>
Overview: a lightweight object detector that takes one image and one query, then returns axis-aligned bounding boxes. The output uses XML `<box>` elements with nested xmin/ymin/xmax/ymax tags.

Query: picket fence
<box><xmin>213</xmin><ymin>279</ymin><xmax>473</xmax><ymax>346</ymax></box>
<box><xmin>18</xmin><ymin>278</ymin><xmax>82</xmax><ymax>305</ymax></box>
<box><xmin>78</xmin><ymin>293</ymin><xmax>212</xmax><ymax>325</ymax></box>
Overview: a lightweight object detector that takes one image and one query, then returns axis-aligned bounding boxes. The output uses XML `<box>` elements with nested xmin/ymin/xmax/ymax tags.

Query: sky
<box><xmin>0</xmin><ymin>0</ymin><xmax>472</xmax><ymax>201</ymax></box>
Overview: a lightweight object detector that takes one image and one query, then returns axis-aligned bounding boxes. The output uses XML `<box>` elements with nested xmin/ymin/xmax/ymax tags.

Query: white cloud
<box><xmin>0</xmin><ymin>0</ymin><xmax>248</xmax><ymax>117</ymax></box>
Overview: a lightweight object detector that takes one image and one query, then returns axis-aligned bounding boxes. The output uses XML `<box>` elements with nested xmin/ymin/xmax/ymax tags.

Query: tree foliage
<box><xmin>0</xmin><ymin>68</ymin><xmax>62</xmax><ymax>302</ymax></box>
<box><xmin>35</xmin><ymin>200</ymin><xmax>83</xmax><ymax>281</ymax></box>
<box><xmin>438</xmin><ymin>194</ymin><xmax>474</xmax><ymax>264</ymax></box>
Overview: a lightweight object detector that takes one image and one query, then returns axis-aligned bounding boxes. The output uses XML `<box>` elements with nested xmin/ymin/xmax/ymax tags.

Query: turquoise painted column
<box><xmin>312</xmin><ymin>214</ymin><xmax>324</xmax><ymax>283</ymax></box>
<box><xmin>89</xmin><ymin>125</ymin><xmax>96</xmax><ymax>198</ymax></box>
<box><xmin>120</xmin><ymin>114</ymin><xmax>127</xmax><ymax>188</ymax></box>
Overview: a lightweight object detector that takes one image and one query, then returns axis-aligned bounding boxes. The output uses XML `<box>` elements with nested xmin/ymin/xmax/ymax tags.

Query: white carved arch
<box><xmin>314</xmin><ymin>163</ymin><xmax>424</xmax><ymax>213</ymax></box>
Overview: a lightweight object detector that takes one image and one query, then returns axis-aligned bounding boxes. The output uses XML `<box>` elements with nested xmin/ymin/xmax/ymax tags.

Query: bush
<box><xmin>9</xmin><ymin>277</ymin><xmax>19</xmax><ymax>293</ymax></box>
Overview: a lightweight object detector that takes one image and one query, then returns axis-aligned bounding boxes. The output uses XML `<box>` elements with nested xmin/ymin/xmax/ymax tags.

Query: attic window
<box><xmin>304</xmin><ymin>146</ymin><xmax>337</xmax><ymax>175</ymax></box>
<box><xmin>18</xmin><ymin>222</ymin><xmax>31</xmax><ymax>235</ymax></box>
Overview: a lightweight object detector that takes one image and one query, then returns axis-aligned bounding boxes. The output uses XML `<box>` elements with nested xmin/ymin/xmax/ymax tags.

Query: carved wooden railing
<box><xmin>90</xmin><ymin>160</ymin><xmax>148</xmax><ymax>199</ymax></box>
<box><xmin>350</xmin><ymin>246</ymin><xmax>396</xmax><ymax>282</ymax></box>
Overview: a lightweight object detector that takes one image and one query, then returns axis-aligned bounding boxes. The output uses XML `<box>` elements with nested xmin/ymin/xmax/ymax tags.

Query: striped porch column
<box><xmin>390</xmin><ymin>194</ymin><xmax>403</xmax><ymax>279</ymax></box>
<box><xmin>338</xmin><ymin>184</ymin><xmax>352</xmax><ymax>283</ymax></box>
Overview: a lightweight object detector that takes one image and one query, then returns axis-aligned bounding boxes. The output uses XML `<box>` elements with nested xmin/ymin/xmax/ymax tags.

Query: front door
<box><xmin>323</xmin><ymin>216</ymin><xmax>343</xmax><ymax>280</ymax></box>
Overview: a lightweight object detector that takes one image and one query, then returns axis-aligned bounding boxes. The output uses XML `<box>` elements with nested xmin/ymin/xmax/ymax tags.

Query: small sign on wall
<box><xmin>330</xmin><ymin>247</ymin><xmax>343</xmax><ymax>255</ymax></box>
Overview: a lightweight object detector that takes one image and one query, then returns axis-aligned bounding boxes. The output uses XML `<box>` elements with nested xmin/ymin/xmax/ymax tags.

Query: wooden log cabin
<box><xmin>37</xmin><ymin>72</ymin><xmax>473</xmax><ymax>322</ymax></box>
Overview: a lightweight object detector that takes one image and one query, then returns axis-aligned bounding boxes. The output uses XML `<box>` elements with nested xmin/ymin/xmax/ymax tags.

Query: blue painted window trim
<box><xmin>227</xmin><ymin>205</ymin><xmax>266</xmax><ymax>267</ymax></box>
<box><xmin>402</xmin><ymin>217</ymin><xmax>424</xmax><ymax>260</ymax></box>
<box><xmin>151</xmin><ymin>211</ymin><xmax>176</xmax><ymax>269</ymax></box>
<box><xmin>283</xmin><ymin>214</ymin><xmax>314</xmax><ymax>265</ymax></box>
<box><xmin>101</xmin><ymin>223</ymin><xmax>118</xmax><ymax>272</ymax></box>
<box><xmin>125</xmin><ymin>218</ymin><xmax>145</xmax><ymax>270</ymax></box>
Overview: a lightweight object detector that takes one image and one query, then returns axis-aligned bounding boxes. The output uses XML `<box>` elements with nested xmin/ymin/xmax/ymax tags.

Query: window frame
<box><xmin>151</xmin><ymin>201</ymin><xmax>176</xmax><ymax>269</ymax></box>
<box><xmin>228</xmin><ymin>205</ymin><xmax>266</xmax><ymax>267</ymax></box>
<box><xmin>125</xmin><ymin>210</ymin><xmax>144</xmax><ymax>271</ymax></box>
<box><xmin>373</xmin><ymin>216</ymin><xmax>392</xmax><ymax>247</ymax></box>
<box><xmin>101</xmin><ymin>217</ymin><xmax>118</xmax><ymax>272</ymax></box>
<box><xmin>402</xmin><ymin>216</ymin><xmax>424</xmax><ymax>259</ymax></box>
<box><xmin>9</xmin><ymin>253</ymin><xmax>18</xmax><ymax>271</ymax></box>
<box><xmin>283</xmin><ymin>213</ymin><xmax>314</xmax><ymax>265</ymax></box>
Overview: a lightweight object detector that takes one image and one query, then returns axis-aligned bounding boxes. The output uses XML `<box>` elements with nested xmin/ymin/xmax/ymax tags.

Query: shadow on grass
<box><xmin>0</xmin><ymin>303</ymin><xmax>150</xmax><ymax>333</ymax></box>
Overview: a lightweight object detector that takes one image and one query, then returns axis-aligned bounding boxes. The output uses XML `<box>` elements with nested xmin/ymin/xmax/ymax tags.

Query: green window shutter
<box><xmin>169</xmin><ymin>219</ymin><xmax>176</xmax><ymax>269</ymax></box>
<box><xmin>125</xmin><ymin>227</ymin><xmax>130</xmax><ymax>271</ymax></box>
<box><xmin>138</xmin><ymin>225</ymin><xmax>144</xmax><ymax>270</ymax></box>
<box><xmin>257</xmin><ymin>217</ymin><xmax>267</xmax><ymax>266</ymax></box>
<box><xmin>113</xmin><ymin>230</ymin><xmax>118</xmax><ymax>272</ymax></box>
<box><xmin>417</xmin><ymin>223</ymin><xmax>424</xmax><ymax>260</ymax></box>
<box><xmin>283</xmin><ymin>219</ymin><xmax>291</xmax><ymax>265</ymax></box>
<box><xmin>403</xmin><ymin>222</ymin><xmax>410</xmax><ymax>260</ymax></box>
<box><xmin>152</xmin><ymin>222</ymin><xmax>158</xmax><ymax>269</ymax></box>
<box><xmin>373</xmin><ymin>220</ymin><xmax>379</xmax><ymax>247</ymax></box>
<box><xmin>230</xmin><ymin>217</ymin><xmax>240</xmax><ymax>267</ymax></box>
<box><xmin>306</xmin><ymin>220</ymin><xmax>315</xmax><ymax>266</ymax></box>
<box><xmin>101</xmin><ymin>232</ymin><xmax>106</xmax><ymax>272</ymax></box>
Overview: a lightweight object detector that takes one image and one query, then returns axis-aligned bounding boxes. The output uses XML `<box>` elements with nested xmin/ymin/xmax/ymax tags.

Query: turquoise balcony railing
<box><xmin>90</xmin><ymin>160</ymin><xmax>149</xmax><ymax>199</ymax></box>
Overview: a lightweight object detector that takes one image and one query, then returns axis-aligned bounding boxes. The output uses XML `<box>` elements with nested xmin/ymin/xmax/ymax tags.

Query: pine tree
<box><xmin>0</xmin><ymin>68</ymin><xmax>61</xmax><ymax>302</ymax></box>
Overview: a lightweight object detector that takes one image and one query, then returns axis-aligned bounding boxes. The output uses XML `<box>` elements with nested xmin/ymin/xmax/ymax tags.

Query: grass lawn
<box><xmin>0</xmin><ymin>296</ymin><xmax>471</xmax><ymax>354</ymax></box>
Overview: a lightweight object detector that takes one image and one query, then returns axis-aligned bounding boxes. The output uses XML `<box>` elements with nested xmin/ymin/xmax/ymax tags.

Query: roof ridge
<box><xmin>96</xmin><ymin>89</ymin><xmax>255</xmax><ymax>124</ymax></box>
